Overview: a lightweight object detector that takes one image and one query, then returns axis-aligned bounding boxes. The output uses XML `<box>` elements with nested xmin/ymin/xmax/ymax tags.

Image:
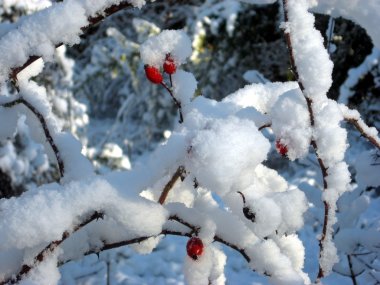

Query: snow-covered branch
<box><xmin>3</xmin><ymin>0</ymin><xmax>139</xmax><ymax>84</ymax></box>
<box><xmin>0</xmin><ymin>212</ymin><xmax>103</xmax><ymax>285</ymax></box>
<box><xmin>341</xmin><ymin>106</ymin><xmax>380</xmax><ymax>150</ymax></box>
<box><xmin>0</xmin><ymin>96</ymin><xmax>65</xmax><ymax>178</ymax></box>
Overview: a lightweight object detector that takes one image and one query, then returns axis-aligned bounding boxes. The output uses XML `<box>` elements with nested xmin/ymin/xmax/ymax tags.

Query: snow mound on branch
<box><xmin>0</xmin><ymin>178</ymin><xmax>167</xmax><ymax>250</ymax></box>
<box><xmin>271</xmin><ymin>88</ymin><xmax>311</xmax><ymax>160</ymax></box>
<box><xmin>0</xmin><ymin>0</ymin><xmax>146</xmax><ymax>84</ymax></box>
<box><xmin>140</xmin><ymin>30</ymin><xmax>192</xmax><ymax>68</ymax></box>
<box><xmin>186</xmin><ymin>116</ymin><xmax>270</xmax><ymax>197</ymax></box>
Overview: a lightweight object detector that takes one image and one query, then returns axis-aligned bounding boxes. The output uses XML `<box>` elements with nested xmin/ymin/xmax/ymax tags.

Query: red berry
<box><xmin>276</xmin><ymin>139</ymin><xmax>288</xmax><ymax>156</ymax></box>
<box><xmin>144</xmin><ymin>65</ymin><xmax>163</xmax><ymax>84</ymax></box>
<box><xmin>163</xmin><ymin>54</ymin><xmax>176</xmax><ymax>75</ymax></box>
<box><xmin>186</xmin><ymin>237</ymin><xmax>204</xmax><ymax>260</ymax></box>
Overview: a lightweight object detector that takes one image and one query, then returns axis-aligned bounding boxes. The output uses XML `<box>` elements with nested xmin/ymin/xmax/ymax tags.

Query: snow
<box><xmin>0</xmin><ymin>1</ymin><xmax>379</xmax><ymax>284</ymax></box>
<box><xmin>339</xmin><ymin>47</ymin><xmax>380</xmax><ymax>104</ymax></box>
<box><xmin>140</xmin><ymin>30</ymin><xmax>192</xmax><ymax>68</ymax></box>
<box><xmin>283</xmin><ymin>0</ymin><xmax>333</xmax><ymax>102</ymax></box>
<box><xmin>270</xmin><ymin>88</ymin><xmax>311</xmax><ymax>160</ymax></box>
<box><xmin>186</xmin><ymin>116</ymin><xmax>271</xmax><ymax>197</ymax></box>
<box><xmin>0</xmin><ymin>0</ymin><xmax>145</xmax><ymax>84</ymax></box>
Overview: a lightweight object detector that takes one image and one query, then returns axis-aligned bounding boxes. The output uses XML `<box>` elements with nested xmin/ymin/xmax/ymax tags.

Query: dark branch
<box><xmin>347</xmin><ymin>255</ymin><xmax>358</xmax><ymax>285</ymax></box>
<box><xmin>1</xmin><ymin>97</ymin><xmax>65</xmax><ymax>178</ymax></box>
<box><xmin>161</xmin><ymin>82</ymin><xmax>184</xmax><ymax>124</ymax></box>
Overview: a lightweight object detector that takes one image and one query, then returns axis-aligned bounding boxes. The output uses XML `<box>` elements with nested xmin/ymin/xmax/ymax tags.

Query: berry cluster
<box><xmin>144</xmin><ymin>54</ymin><xmax>176</xmax><ymax>84</ymax></box>
<box><xmin>144</xmin><ymin>54</ymin><xmax>183</xmax><ymax>123</ymax></box>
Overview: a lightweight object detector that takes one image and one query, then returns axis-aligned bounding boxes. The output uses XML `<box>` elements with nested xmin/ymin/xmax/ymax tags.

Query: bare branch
<box><xmin>161</xmin><ymin>81</ymin><xmax>184</xmax><ymax>124</ymax></box>
<box><xmin>158</xmin><ymin>166</ymin><xmax>186</xmax><ymax>205</ymax></box>
<box><xmin>1</xmin><ymin>97</ymin><xmax>65</xmax><ymax>178</ymax></box>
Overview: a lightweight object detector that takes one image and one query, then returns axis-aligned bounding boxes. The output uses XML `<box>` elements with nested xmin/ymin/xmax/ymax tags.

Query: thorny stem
<box><xmin>282</xmin><ymin>0</ymin><xmax>329</xmax><ymax>280</ymax></box>
<box><xmin>1</xmin><ymin>97</ymin><xmax>65</xmax><ymax>178</ymax></box>
<box><xmin>9</xmin><ymin>1</ymin><xmax>134</xmax><ymax>82</ymax></box>
<box><xmin>161</xmin><ymin>81</ymin><xmax>184</xmax><ymax>123</ymax></box>
<box><xmin>0</xmin><ymin>212</ymin><xmax>103</xmax><ymax>285</ymax></box>
<box><xmin>158</xmin><ymin>166</ymin><xmax>186</xmax><ymax>204</ymax></box>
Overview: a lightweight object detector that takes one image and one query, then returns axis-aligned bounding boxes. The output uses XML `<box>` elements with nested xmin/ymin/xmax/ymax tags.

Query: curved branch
<box><xmin>1</xmin><ymin>97</ymin><xmax>65</xmax><ymax>178</ymax></box>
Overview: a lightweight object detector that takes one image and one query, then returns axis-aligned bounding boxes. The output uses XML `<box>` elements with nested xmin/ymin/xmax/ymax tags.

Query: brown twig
<box><xmin>0</xmin><ymin>212</ymin><xmax>103</xmax><ymax>285</ymax></box>
<box><xmin>1</xmin><ymin>97</ymin><xmax>65</xmax><ymax>178</ymax></box>
<box><xmin>161</xmin><ymin>82</ymin><xmax>184</xmax><ymax>123</ymax></box>
<box><xmin>345</xmin><ymin>117</ymin><xmax>380</xmax><ymax>150</ymax></box>
<box><xmin>282</xmin><ymin>0</ymin><xmax>330</xmax><ymax>279</ymax></box>
<box><xmin>158</xmin><ymin>166</ymin><xmax>186</xmax><ymax>204</ymax></box>
<box><xmin>168</xmin><ymin>215</ymin><xmax>200</xmax><ymax>235</ymax></box>
<box><xmin>9</xmin><ymin>1</ymin><xmax>134</xmax><ymax>82</ymax></box>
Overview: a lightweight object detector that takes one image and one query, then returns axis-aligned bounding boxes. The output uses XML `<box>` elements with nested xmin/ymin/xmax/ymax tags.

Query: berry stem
<box><xmin>169</xmin><ymin>74</ymin><xmax>173</xmax><ymax>88</ymax></box>
<box><xmin>161</xmin><ymin>81</ymin><xmax>184</xmax><ymax>124</ymax></box>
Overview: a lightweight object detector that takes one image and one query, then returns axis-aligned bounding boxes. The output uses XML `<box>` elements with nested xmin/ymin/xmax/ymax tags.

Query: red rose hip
<box><xmin>186</xmin><ymin>237</ymin><xmax>204</xmax><ymax>260</ymax></box>
<box><xmin>144</xmin><ymin>65</ymin><xmax>163</xmax><ymax>84</ymax></box>
<box><xmin>163</xmin><ymin>54</ymin><xmax>176</xmax><ymax>75</ymax></box>
<box><xmin>276</xmin><ymin>139</ymin><xmax>288</xmax><ymax>156</ymax></box>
